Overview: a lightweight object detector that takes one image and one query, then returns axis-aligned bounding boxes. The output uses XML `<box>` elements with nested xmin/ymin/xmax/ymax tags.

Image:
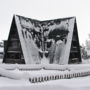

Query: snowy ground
<box><xmin>0</xmin><ymin>59</ymin><xmax>90</xmax><ymax>90</ymax></box>
<box><xmin>1</xmin><ymin>75</ymin><xmax>90</xmax><ymax>90</ymax></box>
<box><xmin>0</xmin><ymin>65</ymin><xmax>90</xmax><ymax>90</ymax></box>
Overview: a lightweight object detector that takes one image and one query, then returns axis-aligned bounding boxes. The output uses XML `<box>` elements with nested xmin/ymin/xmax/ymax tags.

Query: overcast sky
<box><xmin>0</xmin><ymin>0</ymin><xmax>90</xmax><ymax>45</ymax></box>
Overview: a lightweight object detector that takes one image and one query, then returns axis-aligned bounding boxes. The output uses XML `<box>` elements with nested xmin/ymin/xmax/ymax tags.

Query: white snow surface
<box><xmin>0</xmin><ymin>71</ymin><xmax>90</xmax><ymax>90</ymax></box>
<box><xmin>1</xmin><ymin>61</ymin><xmax>90</xmax><ymax>90</ymax></box>
<box><xmin>0</xmin><ymin>64</ymin><xmax>90</xmax><ymax>90</ymax></box>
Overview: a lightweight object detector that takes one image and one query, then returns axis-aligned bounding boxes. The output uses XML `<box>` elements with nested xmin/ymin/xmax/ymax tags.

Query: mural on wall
<box><xmin>19</xmin><ymin>16</ymin><xmax>69</xmax><ymax>64</ymax></box>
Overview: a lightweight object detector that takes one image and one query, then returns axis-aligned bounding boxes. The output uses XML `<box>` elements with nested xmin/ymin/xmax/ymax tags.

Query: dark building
<box><xmin>3</xmin><ymin>15</ymin><xmax>81</xmax><ymax>64</ymax></box>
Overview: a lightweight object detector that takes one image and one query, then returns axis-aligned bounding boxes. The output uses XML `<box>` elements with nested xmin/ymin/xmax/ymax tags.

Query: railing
<box><xmin>29</xmin><ymin>70</ymin><xmax>90</xmax><ymax>83</ymax></box>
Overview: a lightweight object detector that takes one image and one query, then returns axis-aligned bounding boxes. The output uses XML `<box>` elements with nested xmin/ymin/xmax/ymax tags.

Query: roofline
<box><xmin>14</xmin><ymin>14</ymin><xmax>76</xmax><ymax>22</ymax></box>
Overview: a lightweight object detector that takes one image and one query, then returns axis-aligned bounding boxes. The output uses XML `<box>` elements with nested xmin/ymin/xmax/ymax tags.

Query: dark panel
<box><xmin>3</xmin><ymin>17</ymin><xmax>25</xmax><ymax>64</ymax></box>
<box><xmin>69</xmin><ymin>21</ymin><xmax>81</xmax><ymax>64</ymax></box>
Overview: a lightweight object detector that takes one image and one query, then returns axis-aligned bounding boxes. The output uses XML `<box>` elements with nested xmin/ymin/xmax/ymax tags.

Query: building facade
<box><xmin>3</xmin><ymin>15</ymin><xmax>81</xmax><ymax>64</ymax></box>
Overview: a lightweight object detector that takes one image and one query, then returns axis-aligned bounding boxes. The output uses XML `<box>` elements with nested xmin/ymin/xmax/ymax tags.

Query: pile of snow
<box><xmin>43</xmin><ymin>64</ymin><xmax>69</xmax><ymax>71</ymax></box>
<box><xmin>0</xmin><ymin>64</ymin><xmax>69</xmax><ymax>71</ymax></box>
<box><xmin>0</xmin><ymin>68</ymin><xmax>24</xmax><ymax>79</ymax></box>
<box><xmin>1</xmin><ymin>63</ymin><xmax>90</xmax><ymax>71</ymax></box>
<box><xmin>67</xmin><ymin>64</ymin><xmax>90</xmax><ymax>71</ymax></box>
<box><xmin>0</xmin><ymin>64</ymin><xmax>43</xmax><ymax>70</ymax></box>
<box><xmin>17</xmin><ymin>64</ymin><xmax>43</xmax><ymax>70</ymax></box>
<box><xmin>0</xmin><ymin>64</ymin><xmax>18</xmax><ymax>70</ymax></box>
